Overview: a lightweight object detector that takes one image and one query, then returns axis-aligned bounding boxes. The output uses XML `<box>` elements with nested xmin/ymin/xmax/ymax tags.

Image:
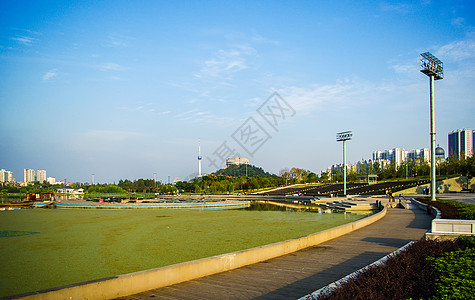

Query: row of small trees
<box><xmin>321</xmin><ymin>155</ymin><xmax>475</xmax><ymax>183</ymax></box>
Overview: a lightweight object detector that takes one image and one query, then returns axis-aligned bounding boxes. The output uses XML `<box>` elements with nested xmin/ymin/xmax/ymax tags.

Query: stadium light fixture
<box><xmin>420</xmin><ymin>52</ymin><xmax>443</xmax><ymax>201</ymax></box>
<box><xmin>336</xmin><ymin>131</ymin><xmax>352</xmax><ymax>196</ymax></box>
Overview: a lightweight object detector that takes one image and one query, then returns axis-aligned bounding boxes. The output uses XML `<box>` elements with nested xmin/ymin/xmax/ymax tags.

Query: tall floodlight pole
<box><xmin>420</xmin><ymin>52</ymin><xmax>443</xmax><ymax>201</ymax></box>
<box><xmin>337</xmin><ymin>131</ymin><xmax>353</xmax><ymax>196</ymax></box>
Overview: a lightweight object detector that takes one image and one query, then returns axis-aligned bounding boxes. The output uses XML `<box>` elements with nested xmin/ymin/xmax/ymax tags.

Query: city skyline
<box><xmin>2</xmin><ymin>130</ymin><xmax>470</xmax><ymax>184</ymax></box>
<box><xmin>1</xmin><ymin>1</ymin><xmax>474</xmax><ymax>183</ymax></box>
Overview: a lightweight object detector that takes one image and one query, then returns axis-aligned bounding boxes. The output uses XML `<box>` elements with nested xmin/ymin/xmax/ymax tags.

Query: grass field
<box><xmin>0</xmin><ymin>207</ymin><xmax>370</xmax><ymax>297</ymax></box>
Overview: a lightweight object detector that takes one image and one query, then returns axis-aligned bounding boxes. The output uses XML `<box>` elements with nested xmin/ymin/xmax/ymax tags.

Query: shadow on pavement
<box><xmin>253</xmin><ymin>251</ymin><xmax>388</xmax><ymax>300</ymax></box>
<box><xmin>405</xmin><ymin>209</ymin><xmax>433</xmax><ymax>230</ymax></box>
<box><xmin>360</xmin><ymin>237</ymin><xmax>413</xmax><ymax>248</ymax></box>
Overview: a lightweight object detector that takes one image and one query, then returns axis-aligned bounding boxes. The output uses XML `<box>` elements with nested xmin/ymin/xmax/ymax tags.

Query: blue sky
<box><xmin>1</xmin><ymin>0</ymin><xmax>474</xmax><ymax>183</ymax></box>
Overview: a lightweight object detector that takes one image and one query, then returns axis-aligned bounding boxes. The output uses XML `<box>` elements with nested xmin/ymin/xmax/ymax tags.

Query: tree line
<box><xmin>2</xmin><ymin>155</ymin><xmax>473</xmax><ymax>196</ymax></box>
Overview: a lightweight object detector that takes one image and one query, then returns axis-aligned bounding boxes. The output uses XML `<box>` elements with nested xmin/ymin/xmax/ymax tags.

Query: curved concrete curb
<box><xmin>411</xmin><ymin>198</ymin><xmax>441</xmax><ymax>218</ymax></box>
<box><xmin>10</xmin><ymin>207</ymin><xmax>387</xmax><ymax>300</ymax></box>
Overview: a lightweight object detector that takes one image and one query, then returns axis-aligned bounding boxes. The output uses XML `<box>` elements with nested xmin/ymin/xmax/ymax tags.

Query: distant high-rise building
<box><xmin>448</xmin><ymin>129</ymin><xmax>473</xmax><ymax>160</ymax></box>
<box><xmin>5</xmin><ymin>171</ymin><xmax>13</xmax><ymax>182</ymax></box>
<box><xmin>0</xmin><ymin>169</ymin><xmax>6</xmax><ymax>182</ymax></box>
<box><xmin>47</xmin><ymin>177</ymin><xmax>56</xmax><ymax>185</ymax></box>
<box><xmin>407</xmin><ymin>148</ymin><xmax>430</xmax><ymax>162</ymax></box>
<box><xmin>24</xmin><ymin>169</ymin><xmax>36</xmax><ymax>183</ymax></box>
<box><xmin>36</xmin><ymin>170</ymin><xmax>47</xmax><ymax>183</ymax></box>
<box><xmin>372</xmin><ymin>148</ymin><xmax>407</xmax><ymax>166</ymax></box>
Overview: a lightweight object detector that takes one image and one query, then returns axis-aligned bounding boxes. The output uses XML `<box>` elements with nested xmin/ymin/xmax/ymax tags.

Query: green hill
<box><xmin>214</xmin><ymin>164</ymin><xmax>273</xmax><ymax>177</ymax></box>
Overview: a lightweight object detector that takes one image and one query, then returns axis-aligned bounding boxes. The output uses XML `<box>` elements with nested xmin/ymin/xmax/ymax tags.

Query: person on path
<box><xmin>388</xmin><ymin>189</ymin><xmax>395</xmax><ymax>202</ymax></box>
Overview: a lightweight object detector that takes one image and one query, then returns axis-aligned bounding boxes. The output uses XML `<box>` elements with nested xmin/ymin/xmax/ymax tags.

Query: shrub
<box><xmin>457</xmin><ymin>235</ymin><xmax>475</xmax><ymax>248</ymax></box>
<box><xmin>427</xmin><ymin>248</ymin><xmax>475</xmax><ymax>300</ymax></box>
<box><xmin>317</xmin><ymin>239</ymin><xmax>459</xmax><ymax>300</ymax></box>
<box><xmin>316</xmin><ymin>236</ymin><xmax>475</xmax><ymax>300</ymax></box>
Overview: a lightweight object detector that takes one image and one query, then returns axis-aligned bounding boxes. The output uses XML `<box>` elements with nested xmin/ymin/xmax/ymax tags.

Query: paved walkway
<box><xmin>118</xmin><ymin>203</ymin><xmax>433</xmax><ymax>300</ymax></box>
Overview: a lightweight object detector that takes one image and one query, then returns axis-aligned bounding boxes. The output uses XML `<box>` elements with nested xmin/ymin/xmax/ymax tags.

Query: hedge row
<box><xmin>317</xmin><ymin>236</ymin><xmax>475</xmax><ymax>300</ymax></box>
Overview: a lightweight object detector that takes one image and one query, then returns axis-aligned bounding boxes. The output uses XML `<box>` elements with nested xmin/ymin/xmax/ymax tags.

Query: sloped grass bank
<box><xmin>317</xmin><ymin>236</ymin><xmax>475</xmax><ymax>300</ymax></box>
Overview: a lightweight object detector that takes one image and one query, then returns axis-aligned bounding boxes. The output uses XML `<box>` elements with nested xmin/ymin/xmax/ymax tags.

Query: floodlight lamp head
<box><xmin>336</xmin><ymin>131</ymin><xmax>353</xmax><ymax>142</ymax></box>
<box><xmin>420</xmin><ymin>52</ymin><xmax>443</xmax><ymax>80</ymax></box>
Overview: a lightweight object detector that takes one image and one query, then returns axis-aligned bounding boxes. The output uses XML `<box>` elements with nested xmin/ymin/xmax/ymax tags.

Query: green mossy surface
<box><xmin>0</xmin><ymin>208</ymin><xmax>368</xmax><ymax>297</ymax></box>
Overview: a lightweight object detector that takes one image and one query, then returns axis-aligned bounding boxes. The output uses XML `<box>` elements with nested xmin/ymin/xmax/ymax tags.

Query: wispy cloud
<box><xmin>173</xmin><ymin>108</ymin><xmax>235</xmax><ymax>126</ymax></box>
<box><xmin>451</xmin><ymin>17</ymin><xmax>465</xmax><ymax>28</ymax></box>
<box><xmin>99</xmin><ymin>62</ymin><xmax>124</xmax><ymax>71</ymax></box>
<box><xmin>42</xmin><ymin>69</ymin><xmax>58</xmax><ymax>81</ymax></box>
<box><xmin>118</xmin><ymin>105</ymin><xmax>145</xmax><ymax>112</ymax></box>
<box><xmin>250</xmin><ymin>30</ymin><xmax>281</xmax><ymax>46</ymax></box>
<box><xmin>391</xmin><ymin>63</ymin><xmax>418</xmax><ymax>75</ymax></box>
<box><xmin>379</xmin><ymin>2</ymin><xmax>412</xmax><ymax>14</ymax></box>
<box><xmin>195</xmin><ymin>45</ymin><xmax>256</xmax><ymax>78</ymax></box>
<box><xmin>104</xmin><ymin>33</ymin><xmax>134</xmax><ymax>48</ymax></box>
<box><xmin>436</xmin><ymin>39</ymin><xmax>475</xmax><ymax>62</ymax></box>
<box><xmin>175</xmin><ymin>109</ymin><xmax>201</xmax><ymax>121</ymax></box>
<box><xmin>276</xmin><ymin>78</ymin><xmax>401</xmax><ymax>115</ymax></box>
<box><xmin>10</xmin><ymin>36</ymin><xmax>38</xmax><ymax>46</ymax></box>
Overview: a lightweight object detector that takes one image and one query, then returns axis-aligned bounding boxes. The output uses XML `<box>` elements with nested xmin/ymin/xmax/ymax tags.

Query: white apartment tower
<box><xmin>5</xmin><ymin>170</ymin><xmax>13</xmax><ymax>182</ymax></box>
<box><xmin>36</xmin><ymin>170</ymin><xmax>47</xmax><ymax>183</ymax></box>
<box><xmin>24</xmin><ymin>169</ymin><xmax>36</xmax><ymax>183</ymax></box>
<box><xmin>0</xmin><ymin>169</ymin><xmax>5</xmax><ymax>182</ymax></box>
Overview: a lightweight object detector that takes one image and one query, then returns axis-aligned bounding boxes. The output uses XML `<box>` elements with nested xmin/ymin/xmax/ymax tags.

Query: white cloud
<box><xmin>42</xmin><ymin>69</ymin><xmax>58</xmax><ymax>81</ymax></box>
<box><xmin>10</xmin><ymin>36</ymin><xmax>38</xmax><ymax>46</ymax></box>
<box><xmin>451</xmin><ymin>17</ymin><xmax>465</xmax><ymax>28</ymax></box>
<box><xmin>175</xmin><ymin>109</ymin><xmax>200</xmax><ymax>121</ymax></box>
<box><xmin>118</xmin><ymin>103</ymin><xmax>163</xmax><ymax>113</ymax></box>
<box><xmin>104</xmin><ymin>33</ymin><xmax>134</xmax><ymax>48</ymax></box>
<box><xmin>391</xmin><ymin>63</ymin><xmax>419</xmax><ymax>75</ymax></box>
<box><xmin>436</xmin><ymin>39</ymin><xmax>475</xmax><ymax>62</ymax></box>
<box><xmin>99</xmin><ymin>63</ymin><xmax>124</xmax><ymax>71</ymax></box>
<box><xmin>379</xmin><ymin>2</ymin><xmax>411</xmax><ymax>14</ymax></box>
<box><xmin>276</xmin><ymin>77</ymin><xmax>410</xmax><ymax>116</ymax></box>
<box><xmin>196</xmin><ymin>45</ymin><xmax>256</xmax><ymax>78</ymax></box>
<box><xmin>173</xmin><ymin>109</ymin><xmax>236</xmax><ymax>126</ymax></box>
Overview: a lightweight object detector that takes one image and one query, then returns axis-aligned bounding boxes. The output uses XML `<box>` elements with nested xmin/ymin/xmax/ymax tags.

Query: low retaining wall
<box><xmin>431</xmin><ymin>219</ymin><xmax>475</xmax><ymax>234</ymax></box>
<box><xmin>411</xmin><ymin>198</ymin><xmax>474</xmax><ymax>240</ymax></box>
<box><xmin>12</xmin><ymin>208</ymin><xmax>387</xmax><ymax>300</ymax></box>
